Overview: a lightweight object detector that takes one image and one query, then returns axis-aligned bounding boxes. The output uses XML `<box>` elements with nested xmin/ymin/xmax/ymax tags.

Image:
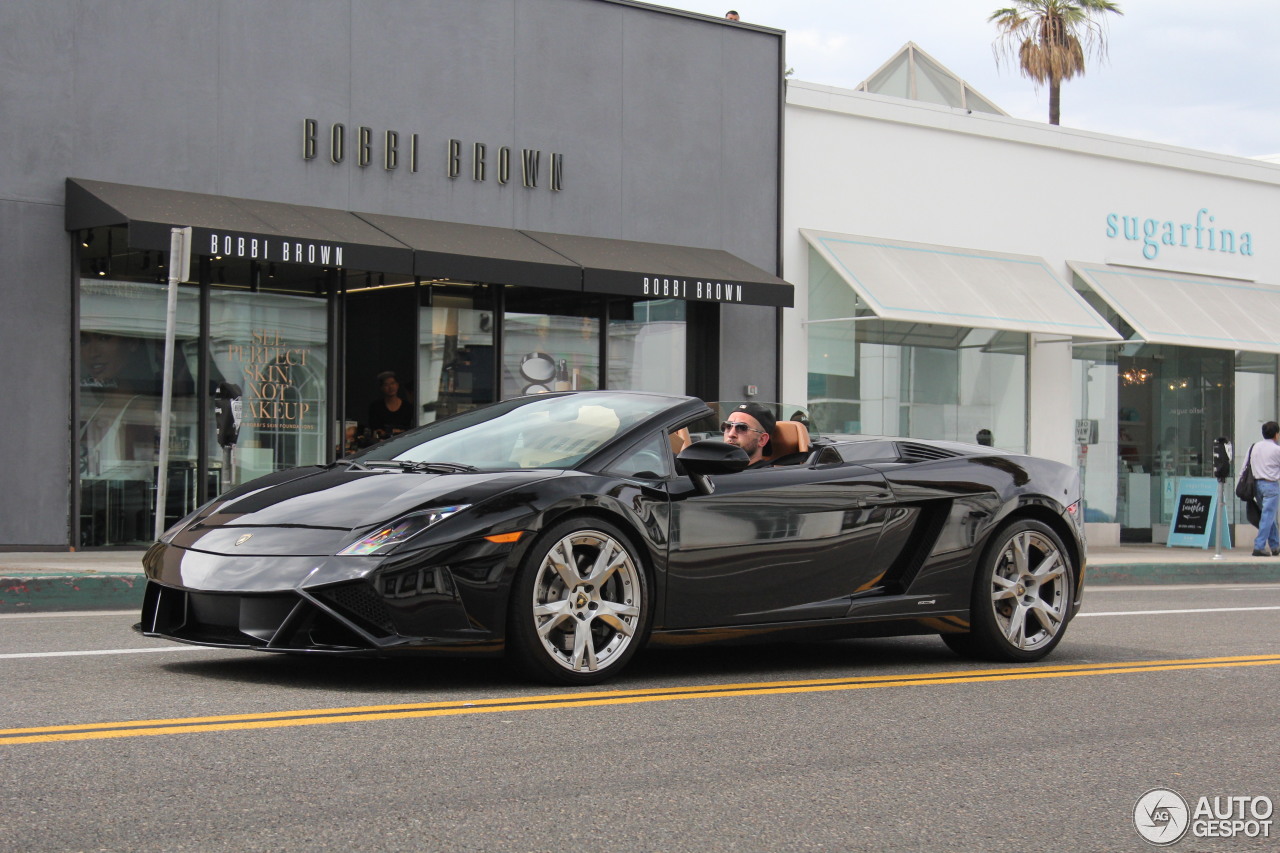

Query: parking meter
<box><xmin>1212</xmin><ymin>437</ymin><xmax>1232</xmax><ymax>481</ymax></box>
<box><xmin>213</xmin><ymin>382</ymin><xmax>243</xmax><ymax>448</ymax></box>
<box><xmin>213</xmin><ymin>382</ymin><xmax>242</xmax><ymax>492</ymax></box>
<box><xmin>1211</xmin><ymin>436</ymin><xmax>1235</xmax><ymax>556</ymax></box>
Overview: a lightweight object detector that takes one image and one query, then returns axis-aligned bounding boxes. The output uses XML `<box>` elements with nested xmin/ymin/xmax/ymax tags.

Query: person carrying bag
<box><xmin>1238</xmin><ymin>443</ymin><xmax>1262</xmax><ymax>529</ymax></box>
<box><xmin>1243</xmin><ymin>422</ymin><xmax>1280</xmax><ymax>555</ymax></box>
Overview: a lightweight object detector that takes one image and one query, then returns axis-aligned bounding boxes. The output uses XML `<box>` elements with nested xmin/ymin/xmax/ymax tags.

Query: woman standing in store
<box><xmin>367</xmin><ymin>370</ymin><xmax>415</xmax><ymax>440</ymax></box>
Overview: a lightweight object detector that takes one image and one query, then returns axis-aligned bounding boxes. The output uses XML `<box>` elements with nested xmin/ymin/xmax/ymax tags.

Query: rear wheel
<box><xmin>507</xmin><ymin>518</ymin><xmax>649</xmax><ymax>684</ymax></box>
<box><xmin>943</xmin><ymin>519</ymin><xmax>1074</xmax><ymax>662</ymax></box>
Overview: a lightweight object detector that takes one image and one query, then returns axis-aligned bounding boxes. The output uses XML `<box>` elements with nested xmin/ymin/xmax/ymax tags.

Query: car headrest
<box><xmin>669</xmin><ymin>427</ymin><xmax>692</xmax><ymax>456</ymax></box>
<box><xmin>770</xmin><ymin>420</ymin><xmax>810</xmax><ymax>458</ymax></box>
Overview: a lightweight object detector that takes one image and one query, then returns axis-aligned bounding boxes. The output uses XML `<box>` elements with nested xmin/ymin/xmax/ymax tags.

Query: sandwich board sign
<box><xmin>1166</xmin><ymin>476</ymin><xmax>1228</xmax><ymax>549</ymax></box>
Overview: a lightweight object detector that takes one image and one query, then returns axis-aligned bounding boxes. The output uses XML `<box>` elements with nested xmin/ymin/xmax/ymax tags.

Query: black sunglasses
<box><xmin>721</xmin><ymin>420</ymin><xmax>764</xmax><ymax>435</ymax></box>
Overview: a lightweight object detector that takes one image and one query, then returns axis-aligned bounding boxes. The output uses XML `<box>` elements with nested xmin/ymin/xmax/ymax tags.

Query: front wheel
<box><xmin>507</xmin><ymin>518</ymin><xmax>650</xmax><ymax>684</ymax></box>
<box><xmin>942</xmin><ymin>519</ymin><xmax>1075</xmax><ymax>662</ymax></box>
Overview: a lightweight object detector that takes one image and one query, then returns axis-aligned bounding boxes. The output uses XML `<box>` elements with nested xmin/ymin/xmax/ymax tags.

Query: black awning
<box><xmin>524</xmin><ymin>230</ymin><xmax>794</xmax><ymax>308</ymax></box>
<box><xmin>66</xmin><ymin>178</ymin><xmax>415</xmax><ymax>275</ymax></box>
<box><xmin>66</xmin><ymin>178</ymin><xmax>793</xmax><ymax>307</ymax></box>
<box><xmin>355</xmin><ymin>212</ymin><xmax>581</xmax><ymax>292</ymax></box>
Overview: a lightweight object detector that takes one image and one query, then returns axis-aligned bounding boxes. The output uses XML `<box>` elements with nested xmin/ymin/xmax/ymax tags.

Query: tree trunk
<box><xmin>1049</xmin><ymin>80</ymin><xmax>1061</xmax><ymax>126</ymax></box>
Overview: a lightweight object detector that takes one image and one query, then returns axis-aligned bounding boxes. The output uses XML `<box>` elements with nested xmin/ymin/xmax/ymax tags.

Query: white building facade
<box><xmin>782</xmin><ymin>79</ymin><xmax>1280</xmax><ymax>547</ymax></box>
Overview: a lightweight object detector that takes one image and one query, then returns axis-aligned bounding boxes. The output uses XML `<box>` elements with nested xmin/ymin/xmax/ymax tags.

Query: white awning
<box><xmin>1069</xmin><ymin>262</ymin><xmax>1280</xmax><ymax>355</ymax></box>
<box><xmin>801</xmin><ymin>230</ymin><xmax>1121</xmax><ymax>341</ymax></box>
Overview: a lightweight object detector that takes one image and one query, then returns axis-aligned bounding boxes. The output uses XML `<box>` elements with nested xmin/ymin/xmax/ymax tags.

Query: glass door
<box><xmin>418</xmin><ymin>283</ymin><xmax>496</xmax><ymax>424</ymax></box>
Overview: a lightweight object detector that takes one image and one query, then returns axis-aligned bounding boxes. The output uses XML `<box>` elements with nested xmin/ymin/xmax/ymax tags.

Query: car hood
<box><xmin>166</xmin><ymin>466</ymin><xmax>562</xmax><ymax>557</ymax></box>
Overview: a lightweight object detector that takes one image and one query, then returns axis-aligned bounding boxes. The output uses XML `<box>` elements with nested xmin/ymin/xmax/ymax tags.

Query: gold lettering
<box><xmin>385</xmin><ymin>130</ymin><xmax>399</xmax><ymax>170</ymax></box>
<box><xmin>448</xmin><ymin>139</ymin><xmax>462</xmax><ymax>179</ymax></box>
<box><xmin>302</xmin><ymin>119</ymin><xmax>318</xmax><ymax>160</ymax></box>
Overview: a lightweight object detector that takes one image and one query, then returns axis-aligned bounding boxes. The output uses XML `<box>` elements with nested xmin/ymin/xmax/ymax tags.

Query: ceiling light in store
<box><xmin>1121</xmin><ymin>367</ymin><xmax>1152</xmax><ymax>385</ymax></box>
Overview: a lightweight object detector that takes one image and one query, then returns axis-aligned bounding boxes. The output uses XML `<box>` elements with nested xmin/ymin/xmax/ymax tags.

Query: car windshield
<box><xmin>356</xmin><ymin>391</ymin><xmax>681</xmax><ymax>471</ymax></box>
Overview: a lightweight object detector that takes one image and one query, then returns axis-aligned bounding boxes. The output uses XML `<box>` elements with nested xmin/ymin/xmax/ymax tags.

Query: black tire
<box><xmin>507</xmin><ymin>517</ymin><xmax>650</xmax><ymax>684</ymax></box>
<box><xmin>942</xmin><ymin>519</ymin><xmax>1075</xmax><ymax>662</ymax></box>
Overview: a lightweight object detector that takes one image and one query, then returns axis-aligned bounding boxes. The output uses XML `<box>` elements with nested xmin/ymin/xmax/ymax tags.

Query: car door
<box><xmin>663</xmin><ymin>460</ymin><xmax>896</xmax><ymax>628</ymax></box>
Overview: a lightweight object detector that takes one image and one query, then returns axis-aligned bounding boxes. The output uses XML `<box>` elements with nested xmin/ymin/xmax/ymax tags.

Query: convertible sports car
<box><xmin>139</xmin><ymin>391</ymin><xmax>1086</xmax><ymax>684</ymax></box>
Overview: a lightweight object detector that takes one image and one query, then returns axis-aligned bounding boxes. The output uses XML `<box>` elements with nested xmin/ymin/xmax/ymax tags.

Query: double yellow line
<box><xmin>4</xmin><ymin>654</ymin><xmax>1278</xmax><ymax>745</ymax></box>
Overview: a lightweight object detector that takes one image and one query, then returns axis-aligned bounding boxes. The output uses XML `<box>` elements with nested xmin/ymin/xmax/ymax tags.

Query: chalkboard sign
<box><xmin>1173</xmin><ymin>494</ymin><xmax>1211</xmax><ymax>535</ymax></box>
<box><xmin>1166</xmin><ymin>476</ymin><xmax>1229</xmax><ymax>549</ymax></box>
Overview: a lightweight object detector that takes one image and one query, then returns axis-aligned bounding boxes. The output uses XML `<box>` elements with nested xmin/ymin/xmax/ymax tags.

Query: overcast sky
<box><xmin>664</xmin><ymin>0</ymin><xmax>1280</xmax><ymax>159</ymax></box>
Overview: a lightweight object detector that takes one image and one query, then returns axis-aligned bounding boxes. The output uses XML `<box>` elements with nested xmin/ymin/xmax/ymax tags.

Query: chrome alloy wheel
<box><xmin>988</xmin><ymin>528</ymin><xmax>1068</xmax><ymax>652</ymax></box>
<box><xmin>531</xmin><ymin>529</ymin><xmax>642</xmax><ymax>674</ymax></box>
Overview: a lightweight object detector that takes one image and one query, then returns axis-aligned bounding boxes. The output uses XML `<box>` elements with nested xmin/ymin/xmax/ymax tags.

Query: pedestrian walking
<box><xmin>1249</xmin><ymin>421</ymin><xmax>1280</xmax><ymax>556</ymax></box>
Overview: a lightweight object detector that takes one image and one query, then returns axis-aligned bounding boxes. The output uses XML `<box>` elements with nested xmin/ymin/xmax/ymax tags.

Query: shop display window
<box><xmin>606</xmin><ymin>298</ymin><xmax>686</xmax><ymax>394</ymax></box>
<box><xmin>208</xmin><ymin>291</ymin><xmax>329</xmax><ymax>486</ymax></box>
<box><xmin>78</xmin><ymin>273</ymin><xmax>200</xmax><ymax>547</ymax></box>
<box><xmin>74</xmin><ymin>243</ymin><xmax>699</xmax><ymax>547</ymax></box>
<box><xmin>1074</xmin><ymin>342</ymin><xmax>1235</xmax><ymax>542</ymax></box>
<box><xmin>76</xmin><ymin>227</ymin><xmax>336</xmax><ymax>546</ymax></box>
<box><xmin>500</xmin><ymin>289</ymin><xmax>687</xmax><ymax>400</ymax></box>
<box><xmin>418</xmin><ymin>284</ymin><xmax>495</xmax><ymax>424</ymax></box>
<box><xmin>806</xmin><ymin>251</ymin><xmax>1026</xmax><ymax>449</ymax></box>
<box><xmin>502</xmin><ymin>289</ymin><xmax>602</xmax><ymax>399</ymax></box>
<box><xmin>1234</xmin><ymin>353</ymin><xmax>1277</xmax><ymax>528</ymax></box>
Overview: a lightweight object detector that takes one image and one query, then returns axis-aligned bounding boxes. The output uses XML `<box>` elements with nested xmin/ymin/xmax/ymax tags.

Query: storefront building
<box><xmin>782</xmin><ymin>72</ymin><xmax>1280</xmax><ymax>547</ymax></box>
<box><xmin>0</xmin><ymin>0</ymin><xmax>790</xmax><ymax>550</ymax></box>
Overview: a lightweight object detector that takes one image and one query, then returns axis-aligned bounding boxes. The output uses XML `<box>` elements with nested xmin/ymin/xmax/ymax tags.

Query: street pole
<box><xmin>1213</xmin><ymin>478</ymin><xmax>1227</xmax><ymax>560</ymax></box>
<box><xmin>153</xmin><ymin>227</ymin><xmax>192</xmax><ymax>541</ymax></box>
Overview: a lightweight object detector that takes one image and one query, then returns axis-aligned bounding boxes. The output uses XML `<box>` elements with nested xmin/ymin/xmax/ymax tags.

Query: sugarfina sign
<box><xmin>1105</xmin><ymin>207</ymin><xmax>1254</xmax><ymax>261</ymax></box>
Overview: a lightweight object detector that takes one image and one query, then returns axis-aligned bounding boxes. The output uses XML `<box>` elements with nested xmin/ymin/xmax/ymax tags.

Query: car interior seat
<box><xmin>669</xmin><ymin>427</ymin><xmax>692</xmax><ymax>456</ymax></box>
<box><xmin>768</xmin><ymin>420</ymin><xmax>811</xmax><ymax>464</ymax></box>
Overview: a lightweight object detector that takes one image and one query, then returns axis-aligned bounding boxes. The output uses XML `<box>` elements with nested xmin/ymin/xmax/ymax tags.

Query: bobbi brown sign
<box><xmin>301</xmin><ymin>119</ymin><xmax>565</xmax><ymax>191</ymax></box>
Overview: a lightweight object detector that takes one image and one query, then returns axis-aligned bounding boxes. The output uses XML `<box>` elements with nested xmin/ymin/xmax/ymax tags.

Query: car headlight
<box><xmin>337</xmin><ymin>505</ymin><xmax>469</xmax><ymax>555</ymax></box>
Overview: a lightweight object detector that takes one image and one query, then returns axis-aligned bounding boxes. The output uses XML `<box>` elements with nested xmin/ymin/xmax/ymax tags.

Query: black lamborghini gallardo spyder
<box><xmin>139</xmin><ymin>391</ymin><xmax>1085</xmax><ymax>684</ymax></box>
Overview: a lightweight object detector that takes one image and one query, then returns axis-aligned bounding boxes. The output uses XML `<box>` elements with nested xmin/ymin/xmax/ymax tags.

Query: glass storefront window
<box><xmin>208</xmin><ymin>291</ymin><xmax>329</xmax><ymax>487</ymax></box>
<box><xmin>78</xmin><ymin>277</ymin><xmax>200</xmax><ymax>547</ymax></box>
<box><xmin>75</xmin><ymin>248</ymin><xmax>699</xmax><ymax>545</ymax></box>
<box><xmin>418</xmin><ymin>284</ymin><xmax>496</xmax><ymax>424</ymax></box>
<box><xmin>606</xmin><ymin>298</ymin><xmax>686</xmax><ymax>394</ymax></box>
<box><xmin>502</xmin><ymin>288</ymin><xmax>601</xmax><ymax>399</ymax></box>
<box><xmin>1234</xmin><ymin>353</ymin><xmax>1277</xmax><ymax>528</ymax></box>
<box><xmin>1071</xmin><ymin>347</ymin><xmax>1119</xmax><ymax>526</ymax></box>
<box><xmin>806</xmin><ymin>250</ymin><xmax>1027</xmax><ymax>449</ymax></box>
<box><xmin>1073</xmin><ymin>342</ymin><xmax>1234</xmax><ymax>542</ymax></box>
<box><xmin>807</xmin><ymin>320</ymin><xmax>1027</xmax><ymax>450</ymax></box>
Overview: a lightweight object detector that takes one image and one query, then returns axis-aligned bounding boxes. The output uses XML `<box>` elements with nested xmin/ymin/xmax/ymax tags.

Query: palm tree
<box><xmin>990</xmin><ymin>0</ymin><xmax>1122</xmax><ymax>126</ymax></box>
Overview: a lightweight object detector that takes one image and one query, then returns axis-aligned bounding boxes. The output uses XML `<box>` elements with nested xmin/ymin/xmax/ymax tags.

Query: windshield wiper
<box><xmin>325</xmin><ymin>458</ymin><xmax>372</xmax><ymax>472</ymax></box>
<box><xmin>395</xmin><ymin>461</ymin><xmax>479</xmax><ymax>474</ymax></box>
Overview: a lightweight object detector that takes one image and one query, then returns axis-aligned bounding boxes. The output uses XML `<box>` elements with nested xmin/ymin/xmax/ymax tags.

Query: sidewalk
<box><xmin>4</xmin><ymin>541</ymin><xmax>1280</xmax><ymax>614</ymax></box>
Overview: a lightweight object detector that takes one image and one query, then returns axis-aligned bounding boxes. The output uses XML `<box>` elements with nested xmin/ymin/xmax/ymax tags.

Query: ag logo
<box><xmin>235</xmin><ymin>534</ymin><xmax>253</xmax><ymax>547</ymax></box>
<box><xmin>1134</xmin><ymin>788</ymin><xmax>1190</xmax><ymax>845</ymax></box>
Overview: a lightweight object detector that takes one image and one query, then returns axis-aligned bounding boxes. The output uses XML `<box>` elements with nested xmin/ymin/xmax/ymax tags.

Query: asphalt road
<box><xmin>2</xmin><ymin>584</ymin><xmax>1278</xmax><ymax>853</ymax></box>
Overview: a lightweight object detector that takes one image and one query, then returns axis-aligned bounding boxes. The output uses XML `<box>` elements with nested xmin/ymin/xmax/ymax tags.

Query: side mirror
<box><xmin>678</xmin><ymin>440</ymin><xmax>750</xmax><ymax>495</ymax></box>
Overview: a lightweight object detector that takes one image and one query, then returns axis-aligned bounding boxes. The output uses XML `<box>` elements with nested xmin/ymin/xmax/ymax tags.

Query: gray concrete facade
<box><xmin>0</xmin><ymin>0</ymin><xmax>784</xmax><ymax>548</ymax></box>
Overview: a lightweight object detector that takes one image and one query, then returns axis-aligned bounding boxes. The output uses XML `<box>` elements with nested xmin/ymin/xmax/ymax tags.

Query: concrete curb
<box><xmin>1085</xmin><ymin>562</ymin><xmax>1280</xmax><ymax>586</ymax></box>
<box><xmin>2</xmin><ymin>573</ymin><xmax>147</xmax><ymax>613</ymax></box>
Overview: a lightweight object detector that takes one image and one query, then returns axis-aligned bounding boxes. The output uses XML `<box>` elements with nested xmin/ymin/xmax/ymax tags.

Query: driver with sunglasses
<box><xmin>721</xmin><ymin>402</ymin><xmax>777</xmax><ymax>468</ymax></box>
